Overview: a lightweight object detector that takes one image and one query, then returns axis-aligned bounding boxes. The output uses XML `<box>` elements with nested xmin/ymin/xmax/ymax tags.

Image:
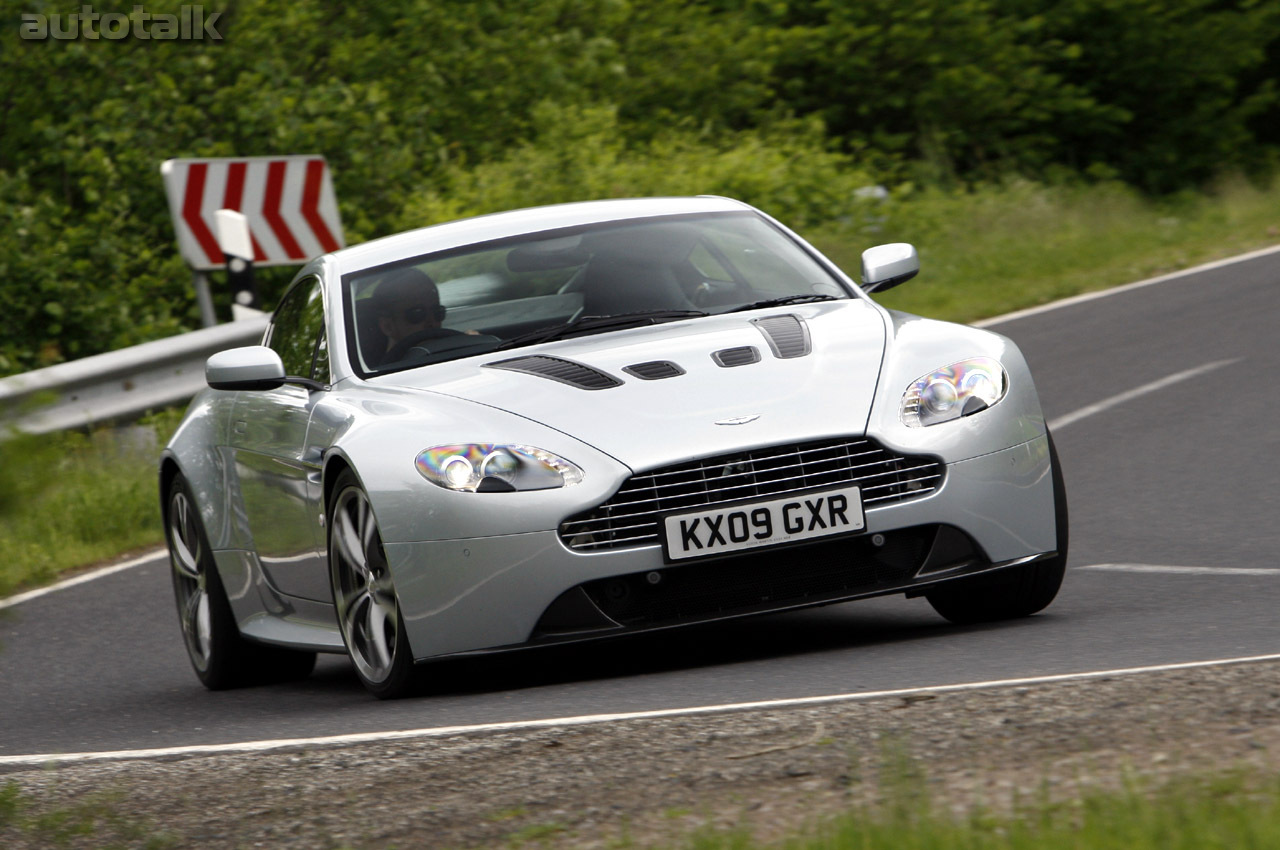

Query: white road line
<box><xmin>4</xmin><ymin>653</ymin><xmax>1280</xmax><ymax>767</ymax></box>
<box><xmin>1047</xmin><ymin>358</ymin><xmax>1240</xmax><ymax>431</ymax></box>
<box><xmin>974</xmin><ymin>242</ymin><xmax>1280</xmax><ymax>328</ymax></box>
<box><xmin>0</xmin><ymin>549</ymin><xmax>166</xmax><ymax>611</ymax></box>
<box><xmin>1078</xmin><ymin>563</ymin><xmax>1280</xmax><ymax>576</ymax></box>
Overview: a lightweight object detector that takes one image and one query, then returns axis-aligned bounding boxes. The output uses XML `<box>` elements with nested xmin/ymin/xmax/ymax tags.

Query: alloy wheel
<box><xmin>330</xmin><ymin>485</ymin><xmax>400</xmax><ymax>684</ymax></box>
<box><xmin>169</xmin><ymin>487</ymin><xmax>212</xmax><ymax>671</ymax></box>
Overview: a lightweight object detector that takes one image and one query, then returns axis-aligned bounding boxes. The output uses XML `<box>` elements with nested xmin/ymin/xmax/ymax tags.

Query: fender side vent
<box><xmin>623</xmin><ymin>360</ymin><xmax>686</xmax><ymax>380</ymax></box>
<box><xmin>712</xmin><ymin>346</ymin><xmax>761</xmax><ymax>368</ymax></box>
<box><xmin>752</xmin><ymin>314</ymin><xmax>811</xmax><ymax>359</ymax></box>
<box><xmin>485</xmin><ymin>355</ymin><xmax>622</xmax><ymax>390</ymax></box>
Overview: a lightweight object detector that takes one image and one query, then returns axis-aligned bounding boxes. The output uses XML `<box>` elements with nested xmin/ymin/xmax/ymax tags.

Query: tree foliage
<box><xmin>767</xmin><ymin>0</ymin><xmax>1280</xmax><ymax>189</ymax></box>
<box><xmin>1029</xmin><ymin>0</ymin><xmax>1280</xmax><ymax>192</ymax></box>
<box><xmin>0</xmin><ymin>0</ymin><xmax>1276</xmax><ymax>375</ymax></box>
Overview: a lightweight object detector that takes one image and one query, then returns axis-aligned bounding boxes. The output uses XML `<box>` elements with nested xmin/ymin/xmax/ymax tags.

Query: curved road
<box><xmin>3</xmin><ymin>246</ymin><xmax>1279</xmax><ymax>758</ymax></box>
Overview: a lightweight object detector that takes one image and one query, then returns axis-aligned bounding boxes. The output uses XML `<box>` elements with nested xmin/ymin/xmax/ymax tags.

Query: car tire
<box><xmin>166</xmin><ymin>474</ymin><xmax>317</xmax><ymax>689</ymax></box>
<box><xmin>328</xmin><ymin>469</ymin><xmax>417</xmax><ymax>699</ymax></box>
<box><xmin>926</xmin><ymin>428</ymin><xmax>1068</xmax><ymax>625</ymax></box>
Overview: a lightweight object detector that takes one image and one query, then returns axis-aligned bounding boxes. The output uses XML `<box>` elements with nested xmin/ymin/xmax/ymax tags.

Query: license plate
<box><xmin>661</xmin><ymin>485</ymin><xmax>865</xmax><ymax>561</ymax></box>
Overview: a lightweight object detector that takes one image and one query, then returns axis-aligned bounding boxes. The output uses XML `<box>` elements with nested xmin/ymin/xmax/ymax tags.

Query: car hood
<box><xmin>374</xmin><ymin>300</ymin><xmax>888</xmax><ymax>472</ymax></box>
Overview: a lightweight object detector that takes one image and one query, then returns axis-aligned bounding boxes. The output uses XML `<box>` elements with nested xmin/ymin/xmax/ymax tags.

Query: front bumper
<box><xmin>390</xmin><ymin>434</ymin><xmax>1057</xmax><ymax>661</ymax></box>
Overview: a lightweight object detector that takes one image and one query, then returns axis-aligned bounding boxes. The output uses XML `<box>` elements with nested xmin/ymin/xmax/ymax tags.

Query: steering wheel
<box><xmin>384</xmin><ymin>327</ymin><xmax>467</xmax><ymax>363</ymax></box>
<box><xmin>691</xmin><ymin>279</ymin><xmax>743</xmax><ymax>308</ymax></box>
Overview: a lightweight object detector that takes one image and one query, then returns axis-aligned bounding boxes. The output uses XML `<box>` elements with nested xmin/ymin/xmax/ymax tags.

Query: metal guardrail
<box><xmin>0</xmin><ymin>317</ymin><xmax>269</xmax><ymax>434</ymax></box>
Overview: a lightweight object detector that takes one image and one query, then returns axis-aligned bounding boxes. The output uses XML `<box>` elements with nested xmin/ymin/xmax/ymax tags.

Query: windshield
<box><xmin>343</xmin><ymin>210</ymin><xmax>849</xmax><ymax>376</ymax></box>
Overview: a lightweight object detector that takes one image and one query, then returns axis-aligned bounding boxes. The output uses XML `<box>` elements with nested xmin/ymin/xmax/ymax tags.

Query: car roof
<box><xmin>330</xmin><ymin>196</ymin><xmax>755</xmax><ymax>275</ymax></box>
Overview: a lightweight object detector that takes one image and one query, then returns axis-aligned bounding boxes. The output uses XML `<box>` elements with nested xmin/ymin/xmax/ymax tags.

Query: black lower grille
<box><xmin>559</xmin><ymin>437</ymin><xmax>944</xmax><ymax>551</ymax></box>
<box><xmin>575</xmin><ymin>525</ymin><xmax>940</xmax><ymax>629</ymax></box>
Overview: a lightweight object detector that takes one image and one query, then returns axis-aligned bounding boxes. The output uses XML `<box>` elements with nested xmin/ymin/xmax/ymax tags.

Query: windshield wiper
<box><xmin>723</xmin><ymin>294</ymin><xmax>839</xmax><ymax>313</ymax></box>
<box><xmin>493</xmin><ymin>309</ymin><xmax>708</xmax><ymax>351</ymax></box>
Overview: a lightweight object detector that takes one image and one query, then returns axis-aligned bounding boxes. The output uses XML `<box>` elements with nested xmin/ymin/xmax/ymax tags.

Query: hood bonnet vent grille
<box><xmin>485</xmin><ymin>355</ymin><xmax>622</xmax><ymax>390</ymax></box>
<box><xmin>623</xmin><ymin>360</ymin><xmax>686</xmax><ymax>380</ymax></box>
<box><xmin>752</xmin><ymin>314</ymin><xmax>811</xmax><ymax>359</ymax></box>
<box><xmin>712</xmin><ymin>346</ymin><xmax>761</xmax><ymax>368</ymax></box>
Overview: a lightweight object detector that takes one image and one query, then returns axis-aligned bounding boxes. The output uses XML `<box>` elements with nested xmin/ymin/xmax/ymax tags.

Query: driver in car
<box><xmin>372</xmin><ymin>267</ymin><xmax>454</xmax><ymax>360</ymax></box>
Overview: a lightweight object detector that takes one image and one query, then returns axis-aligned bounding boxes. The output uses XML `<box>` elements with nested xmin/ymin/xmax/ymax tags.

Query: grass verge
<box><xmin>1</xmin><ymin>176</ymin><xmax>1277</xmax><ymax>600</ymax></box>
<box><xmin>6</xmin><ymin>759</ymin><xmax>1280</xmax><ymax>849</ymax></box>
<box><xmin>816</xmin><ymin>174</ymin><xmax>1280</xmax><ymax>323</ymax></box>
<box><xmin>0</xmin><ymin>409</ymin><xmax>182</xmax><ymax>599</ymax></box>
<box><xmin>0</xmin><ymin>781</ymin><xmax>176</xmax><ymax>849</ymax></box>
<box><xmin>669</xmin><ymin>768</ymin><xmax>1280</xmax><ymax>850</ymax></box>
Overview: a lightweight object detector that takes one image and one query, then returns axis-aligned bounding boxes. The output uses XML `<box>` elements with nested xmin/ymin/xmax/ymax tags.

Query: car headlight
<box><xmin>901</xmin><ymin>357</ymin><xmax>1007</xmax><ymax>427</ymax></box>
<box><xmin>415</xmin><ymin>444</ymin><xmax>585</xmax><ymax>492</ymax></box>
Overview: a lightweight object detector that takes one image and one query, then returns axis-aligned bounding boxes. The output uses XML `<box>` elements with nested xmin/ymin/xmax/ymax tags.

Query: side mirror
<box><xmin>860</xmin><ymin>243</ymin><xmax>919</xmax><ymax>293</ymax></box>
<box><xmin>206</xmin><ymin>346</ymin><xmax>285</xmax><ymax>391</ymax></box>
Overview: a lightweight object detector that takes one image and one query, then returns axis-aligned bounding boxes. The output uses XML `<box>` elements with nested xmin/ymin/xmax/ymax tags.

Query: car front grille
<box><xmin>559</xmin><ymin>438</ymin><xmax>944</xmax><ymax>552</ymax></box>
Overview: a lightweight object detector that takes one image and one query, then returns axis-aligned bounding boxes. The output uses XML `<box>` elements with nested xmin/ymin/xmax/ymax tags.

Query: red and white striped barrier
<box><xmin>161</xmin><ymin>155</ymin><xmax>345</xmax><ymax>270</ymax></box>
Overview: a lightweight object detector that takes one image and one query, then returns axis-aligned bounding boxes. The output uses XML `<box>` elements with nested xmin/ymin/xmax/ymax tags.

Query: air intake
<box><xmin>712</xmin><ymin>346</ymin><xmax>761</xmax><ymax>368</ymax></box>
<box><xmin>485</xmin><ymin>355</ymin><xmax>622</xmax><ymax>390</ymax></box>
<box><xmin>559</xmin><ymin>437</ymin><xmax>945</xmax><ymax>551</ymax></box>
<box><xmin>752</xmin><ymin>314</ymin><xmax>811</xmax><ymax>359</ymax></box>
<box><xmin>623</xmin><ymin>360</ymin><xmax>685</xmax><ymax>380</ymax></box>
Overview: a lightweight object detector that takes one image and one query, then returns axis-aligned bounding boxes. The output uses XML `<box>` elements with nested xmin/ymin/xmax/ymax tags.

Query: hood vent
<box><xmin>712</xmin><ymin>346</ymin><xmax>761</xmax><ymax>368</ymax></box>
<box><xmin>752</xmin><ymin>314</ymin><xmax>811</xmax><ymax>359</ymax></box>
<box><xmin>485</xmin><ymin>355</ymin><xmax>622</xmax><ymax>390</ymax></box>
<box><xmin>623</xmin><ymin>360</ymin><xmax>685</xmax><ymax>380</ymax></box>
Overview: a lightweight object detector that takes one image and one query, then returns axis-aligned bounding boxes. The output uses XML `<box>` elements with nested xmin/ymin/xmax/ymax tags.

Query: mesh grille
<box><xmin>752</xmin><ymin>314</ymin><xmax>810</xmax><ymax>358</ymax></box>
<box><xmin>485</xmin><ymin>355</ymin><xmax>622</xmax><ymax>390</ymax></box>
<box><xmin>560</xmin><ymin>438</ymin><xmax>944</xmax><ymax>551</ymax></box>
<box><xmin>624</xmin><ymin>360</ymin><xmax>685</xmax><ymax>380</ymax></box>
<box><xmin>712</xmin><ymin>346</ymin><xmax>761</xmax><ymax>367</ymax></box>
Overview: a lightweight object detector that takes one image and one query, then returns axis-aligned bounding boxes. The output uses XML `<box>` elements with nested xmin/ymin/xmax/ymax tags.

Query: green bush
<box><xmin>402</xmin><ymin>105</ymin><xmax>877</xmax><ymax>229</ymax></box>
<box><xmin>766</xmin><ymin>0</ymin><xmax>1280</xmax><ymax>192</ymax></box>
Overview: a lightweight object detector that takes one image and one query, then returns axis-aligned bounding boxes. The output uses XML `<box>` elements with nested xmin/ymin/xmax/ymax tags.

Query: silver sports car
<box><xmin>161</xmin><ymin>197</ymin><xmax>1067</xmax><ymax>698</ymax></box>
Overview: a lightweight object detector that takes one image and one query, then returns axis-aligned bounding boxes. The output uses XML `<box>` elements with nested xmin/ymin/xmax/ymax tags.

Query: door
<box><xmin>231</xmin><ymin>276</ymin><xmax>333</xmax><ymax>601</ymax></box>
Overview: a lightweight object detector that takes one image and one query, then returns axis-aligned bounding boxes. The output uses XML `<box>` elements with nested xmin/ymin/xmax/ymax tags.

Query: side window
<box><xmin>313</xmin><ymin>330</ymin><xmax>330</xmax><ymax>384</ymax></box>
<box><xmin>267</xmin><ymin>278</ymin><xmax>326</xmax><ymax>380</ymax></box>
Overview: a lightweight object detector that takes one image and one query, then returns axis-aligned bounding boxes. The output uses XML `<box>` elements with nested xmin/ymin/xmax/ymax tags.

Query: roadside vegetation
<box><xmin>0</xmin><ymin>410</ymin><xmax>182</xmax><ymax>599</ymax></box>
<box><xmin>828</xmin><ymin>174</ymin><xmax>1280</xmax><ymax>322</ymax></box>
<box><xmin>713</xmin><ymin>767</ymin><xmax>1280</xmax><ymax>850</ymax></box>
<box><xmin>7</xmin><ymin>759</ymin><xmax>1280</xmax><ymax>849</ymax></box>
<box><xmin>0</xmin><ymin>781</ymin><xmax>175</xmax><ymax>850</ymax></box>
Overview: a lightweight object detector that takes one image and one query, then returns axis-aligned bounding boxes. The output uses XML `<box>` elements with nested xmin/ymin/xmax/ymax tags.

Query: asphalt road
<box><xmin>3</xmin><ymin>248</ymin><xmax>1278</xmax><ymax>758</ymax></box>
